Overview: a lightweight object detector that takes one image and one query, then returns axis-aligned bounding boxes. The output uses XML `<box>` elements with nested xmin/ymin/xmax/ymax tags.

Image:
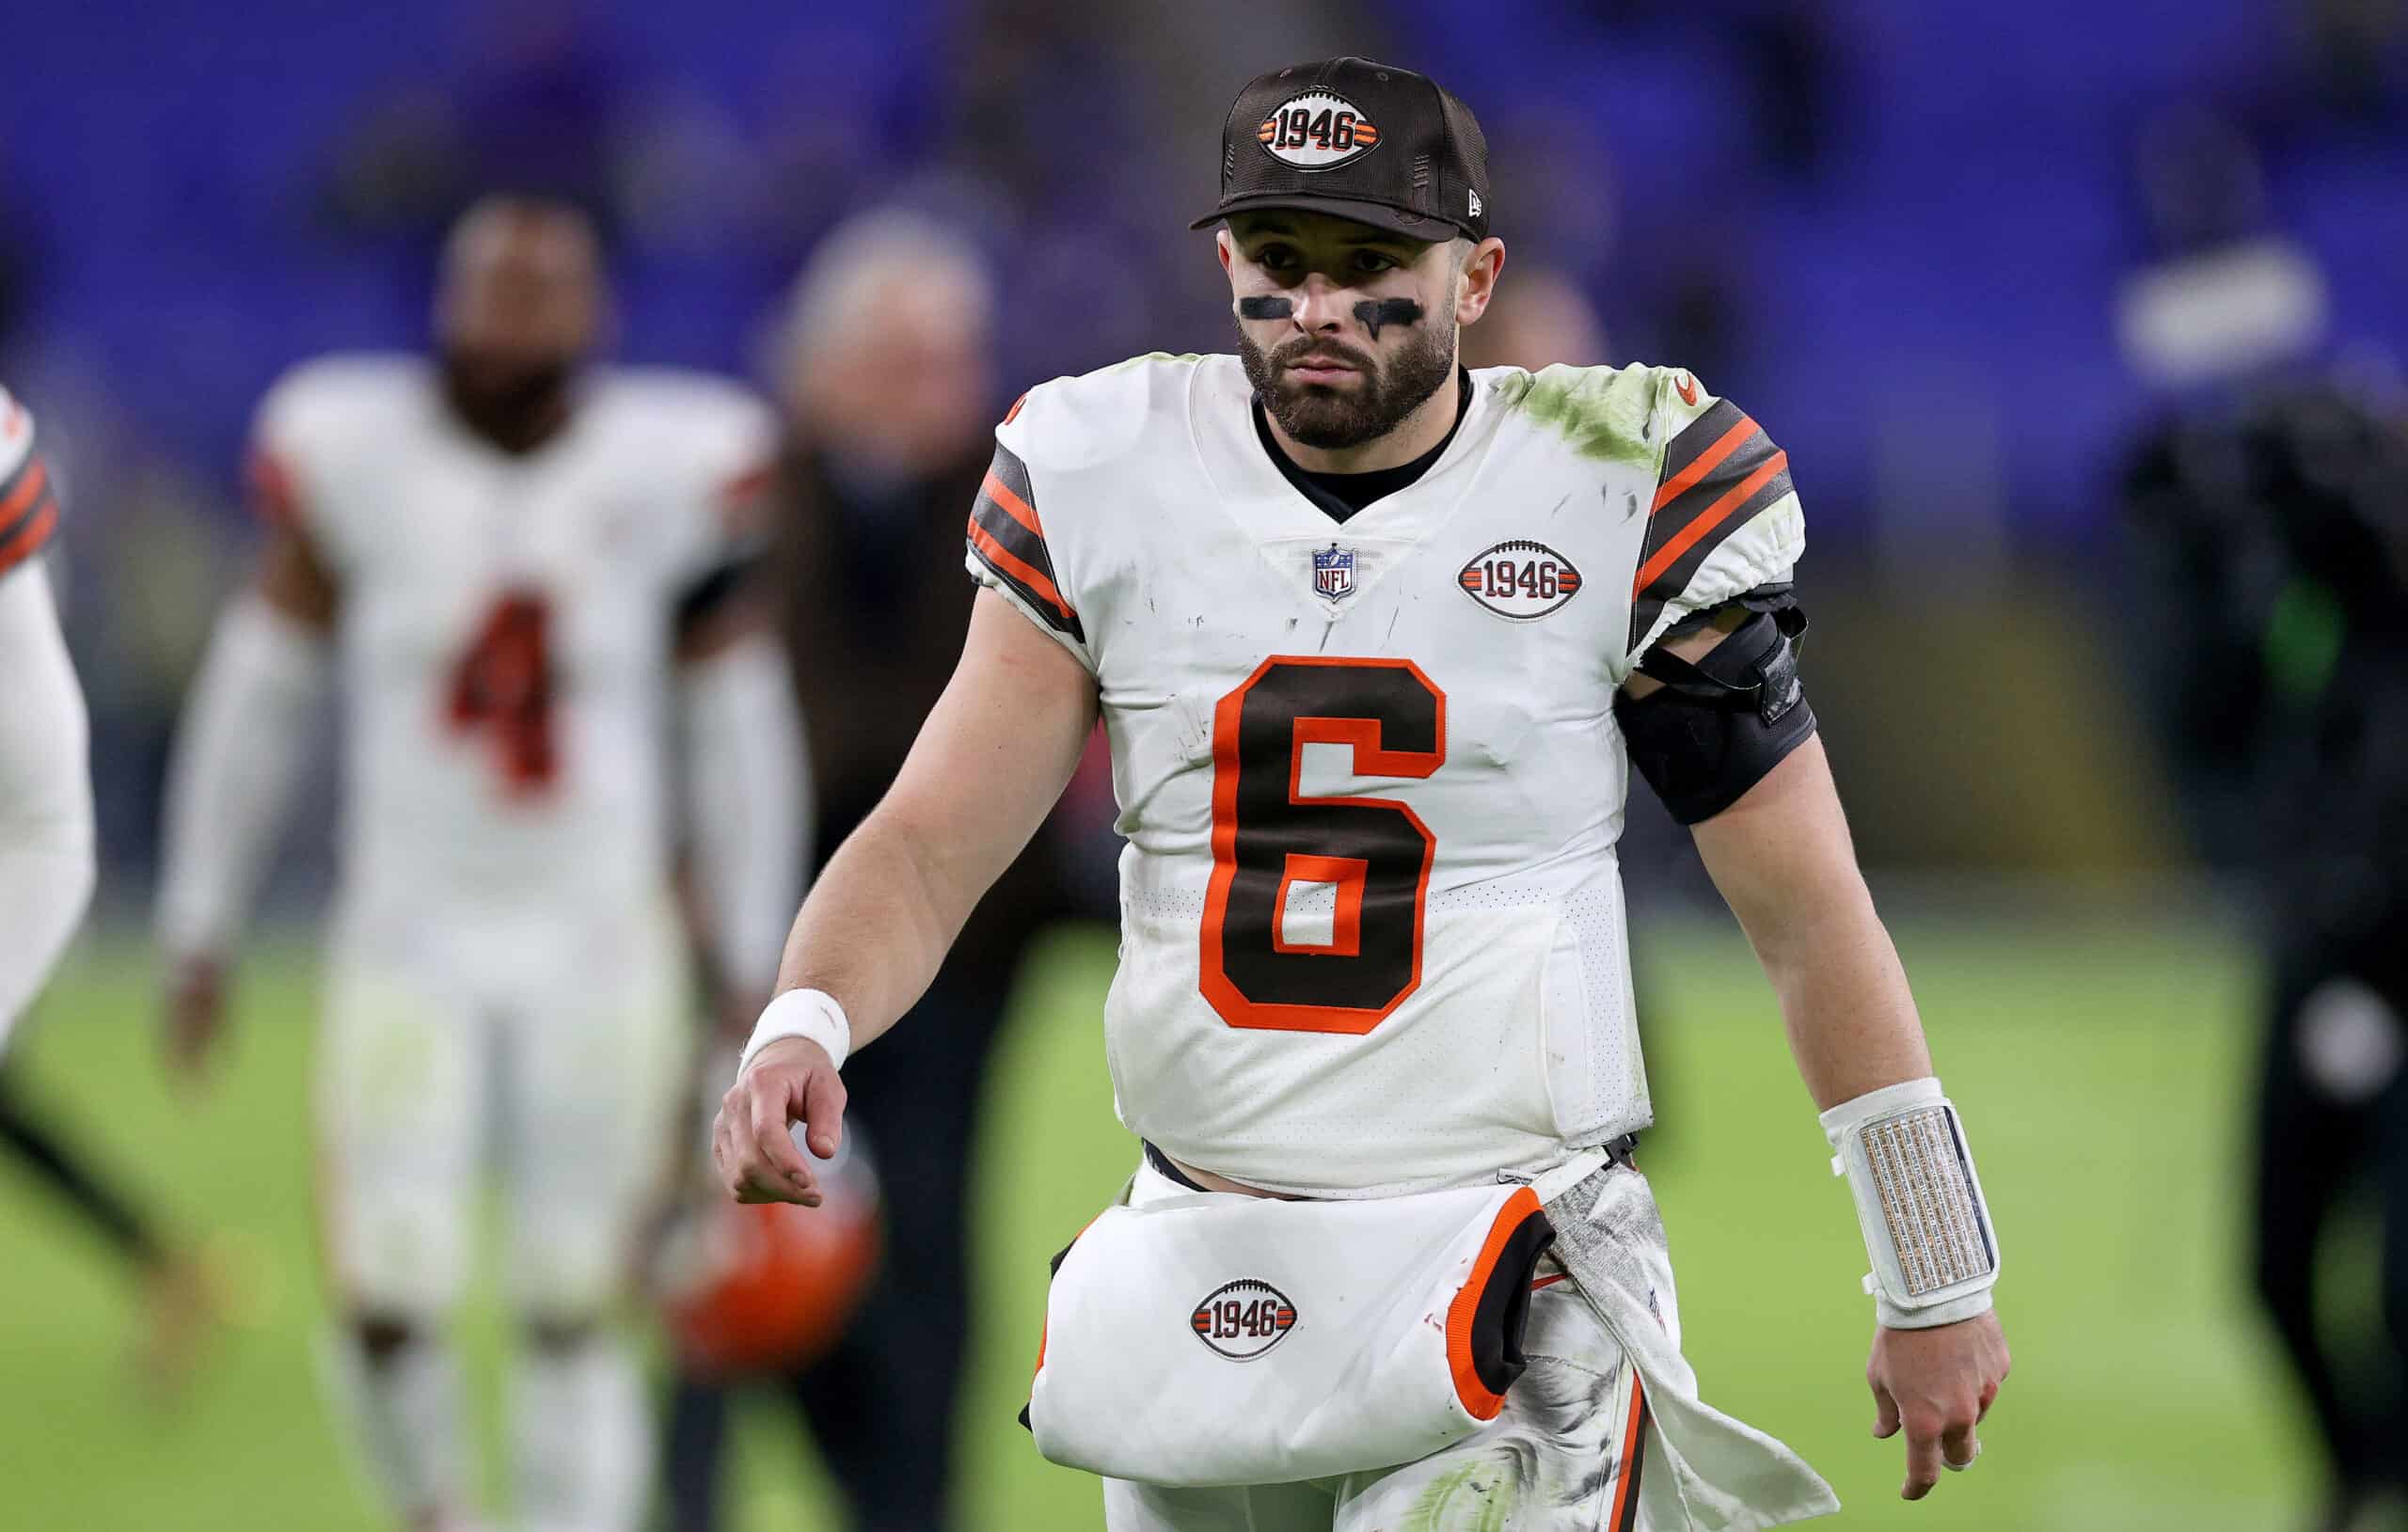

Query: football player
<box><xmin>0</xmin><ymin>387</ymin><xmax>86</xmax><ymax>1035</ymax></box>
<box><xmin>0</xmin><ymin>388</ymin><xmax>220</xmax><ymax>1385</ymax></box>
<box><xmin>156</xmin><ymin>197</ymin><xmax>806</xmax><ymax>1532</ymax></box>
<box><xmin>2126</xmin><ymin>385</ymin><xmax>2408</xmax><ymax>1532</ymax></box>
<box><xmin>718</xmin><ymin>58</ymin><xmax>2010</xmax><ymax>1529</ymax></box>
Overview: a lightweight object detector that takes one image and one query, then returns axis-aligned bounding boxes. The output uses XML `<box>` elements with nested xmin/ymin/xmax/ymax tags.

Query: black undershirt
<box><xmin>1253</xmin><ymin>369</ymin><xmax>1474</xmax><ymax>524</ymax></box>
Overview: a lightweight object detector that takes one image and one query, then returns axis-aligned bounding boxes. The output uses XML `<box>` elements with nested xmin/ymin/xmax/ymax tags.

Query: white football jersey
<box><xmin>0</xmin><ymin>384</ymin><xmax>91</xmax><ymax>1040</ymax></box>
<box><xmin>253</xmin><ymin>356</ymin><xmax>774</xmax><ymax>920</ymax></box>
<box><xmin>969</xmin><ymin>355</ymin><xmax>1803</xmax><ymax>1196</ymax></box>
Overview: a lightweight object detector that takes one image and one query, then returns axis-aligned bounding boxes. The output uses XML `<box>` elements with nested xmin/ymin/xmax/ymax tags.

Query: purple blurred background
<box><xmin>6</xmin><ymin>0</ymin><xmax>2403</xmax><ymax>889</ymax></box>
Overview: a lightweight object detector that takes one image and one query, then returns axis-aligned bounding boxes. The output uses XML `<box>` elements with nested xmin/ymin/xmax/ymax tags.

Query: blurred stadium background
<box><xmin>3</xmin><ymin>0</ymin><xmax>2403</xmax><ymax>1526</ymax></box>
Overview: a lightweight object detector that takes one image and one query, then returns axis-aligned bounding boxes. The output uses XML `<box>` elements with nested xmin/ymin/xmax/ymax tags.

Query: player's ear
<box><xmin>1454</xmin><ymin>238</ymin><xmax>1506</xmax><ymax>327</ymax></box>
<box><xmin>1215</xmin><ymin>228</ymin><xmax>1236</xmax><ymax>277</ymax></box>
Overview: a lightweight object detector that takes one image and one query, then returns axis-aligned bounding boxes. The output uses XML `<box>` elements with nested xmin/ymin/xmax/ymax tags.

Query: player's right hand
<box><xmin>713</xmin><ymin>1036</ymin><xmax>847</xmax><ymax>1207</ymax></box>
<box><xmin>162</xmin><ymin>955</ymin><xmax>227</xmax><ymax>1086</ymax></box>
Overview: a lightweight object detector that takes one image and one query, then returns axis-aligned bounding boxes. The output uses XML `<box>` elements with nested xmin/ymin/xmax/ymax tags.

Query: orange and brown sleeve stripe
<box><xmin>0</xmin><ymin>447</ymin><xmax>60</xmax><ymax>577</ymax></box>
<box><xmin>1627</xmin><ymin>398</ymin><xmax>1792</xmax><ymax>650</ymax></box>
<box><xmin>967</xmin><ymin>442</ymin><xmax>1084</xmax><ymax>642</ymax></box>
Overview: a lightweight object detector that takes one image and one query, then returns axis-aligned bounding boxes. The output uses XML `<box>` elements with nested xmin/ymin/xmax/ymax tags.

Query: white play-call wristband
<box><xmin>1820</xmin><ymin>1077</ymin><xmax>2000</xmax><ymax>1329</ymax></box>
<box><xmin>739</xmin><ymin>987</ymin><xmax>852</xmax><ymax>1077</ymax></box>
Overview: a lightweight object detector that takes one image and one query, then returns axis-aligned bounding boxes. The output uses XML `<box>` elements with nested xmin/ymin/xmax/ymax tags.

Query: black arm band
<box><xmin>1616</xmin><ymin>606</ymin><xmax>1816</xmax><ymax>824</ymax></box>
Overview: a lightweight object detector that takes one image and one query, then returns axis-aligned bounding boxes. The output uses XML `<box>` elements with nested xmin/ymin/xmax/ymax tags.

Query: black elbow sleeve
<box><xmin>1616</xmin><ymin>608</ymin><xmax>1816</xmax><ymax>824</ymax></box>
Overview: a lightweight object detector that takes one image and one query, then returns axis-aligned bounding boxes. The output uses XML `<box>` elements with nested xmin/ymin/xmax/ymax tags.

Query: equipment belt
<box><xmin>1138</xmin><ymin>1135</ymin><xmax>1640</xmax><ymax>1197</ymax></box>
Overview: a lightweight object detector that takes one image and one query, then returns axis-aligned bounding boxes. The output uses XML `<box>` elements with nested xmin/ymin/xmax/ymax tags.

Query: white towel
<box><xmin>1544</xmin><ymin>1164</ymin><xmax>1842</xmax><ymax>1530</ymax></box>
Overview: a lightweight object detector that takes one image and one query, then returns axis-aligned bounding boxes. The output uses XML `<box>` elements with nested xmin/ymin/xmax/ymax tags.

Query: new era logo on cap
<box><xmin>1195</xmin><ymin>56</ymin><xmax>1493</xmax><ymax>244</ymax></box>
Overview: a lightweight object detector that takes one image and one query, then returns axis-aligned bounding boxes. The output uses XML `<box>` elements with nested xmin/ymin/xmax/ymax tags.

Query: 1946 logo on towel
<box><xmin>1191</xmin><ymin>1279</ymin><xmax>1297</xmax><ymax>1361</ymax></box>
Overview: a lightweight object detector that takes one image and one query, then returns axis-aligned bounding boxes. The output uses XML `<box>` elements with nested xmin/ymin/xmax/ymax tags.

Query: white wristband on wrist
<box><xmin>1820</xmin><ymin>1077</ymin><xmax>2001</xmax><ymax>1329</ymax></box>
<box><xmin>739</xmin><ymin>988</ymin><xmax>852</xmax><ymax>1077</ymax></box>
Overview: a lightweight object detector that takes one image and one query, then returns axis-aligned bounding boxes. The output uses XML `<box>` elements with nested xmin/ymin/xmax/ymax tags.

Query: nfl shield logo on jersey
<box><xmin>1312</xmin><ymin>544</ymin><xmax>1356</xmax><ymax>601</ymax></box>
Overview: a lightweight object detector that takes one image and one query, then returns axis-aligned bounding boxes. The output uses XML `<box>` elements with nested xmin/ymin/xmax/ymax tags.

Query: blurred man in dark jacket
<box><xmin>2125</xmin><ymin>381</ymin><xmax>2408</xmax><ymax>1532</ymax></box>
<box><xmin>664</xmin><ymin>209</ymin><xmax>1076</xmax><ymax>1532</ymax></box>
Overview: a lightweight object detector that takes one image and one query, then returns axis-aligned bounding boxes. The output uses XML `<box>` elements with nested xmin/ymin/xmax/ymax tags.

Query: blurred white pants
<box><xmin>314</xmin><ymin>893</ymin><xmax>689</xmax><ymax>1321</ymax></box>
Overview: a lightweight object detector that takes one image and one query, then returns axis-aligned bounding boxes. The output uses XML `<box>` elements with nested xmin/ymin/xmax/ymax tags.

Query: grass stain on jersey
<box><xmin>1398</xmin><ymin>1461</ymin><xmax>1520</xmax><ymax>1532</ymax></box>
<box><xmin>1493</xmin><ymin>365</ymin><xmax>1659</xmax><ymax>466</ymax></box>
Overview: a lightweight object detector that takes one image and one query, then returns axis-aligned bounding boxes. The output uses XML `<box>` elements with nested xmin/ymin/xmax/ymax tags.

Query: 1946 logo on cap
<box><xmin>1191</xmin><ymin>1279</ymin><xmax>1297</xmax><ymax>1361</ymax></box>
<box><xmin>1258</xmin><ymin>91</ymin><xmax>1381</xmax><ymax>170</ymax></box>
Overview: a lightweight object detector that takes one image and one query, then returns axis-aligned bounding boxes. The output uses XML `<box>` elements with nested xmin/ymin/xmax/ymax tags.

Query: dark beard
<box><xmin>440</xmin><ymin>354</ymin><xmax>576</xmax><ymax>453</ymax></box>
<box><xmin>1238</xmin><ymin>320</ymin><xmax>1457</xmax><ymax>451</ymax></box>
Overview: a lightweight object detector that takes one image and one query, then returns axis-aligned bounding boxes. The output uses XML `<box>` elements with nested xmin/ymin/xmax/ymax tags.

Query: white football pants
<box><xmin>314</xmin><ymin>894</ymin><xmax>689</xmax><ymax>1319</ymax></box>
<box><xmin>1101</xmin><ymin>1158</ymin><xmax>1667</xmax><ymax>1532</ymax></box>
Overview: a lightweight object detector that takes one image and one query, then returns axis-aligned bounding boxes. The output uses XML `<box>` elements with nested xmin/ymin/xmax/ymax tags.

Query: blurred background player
<box><xmin>0</xmin><ymin>385</ymin><xmax>216</xmax><ymax>1386</ymax></box>
<box><xmin>152</xmin><ymin>197</ymin><xmax>806</xmax><ymax>1532</ymax></box>
<box><xmin>0</xmin><ymin>387</ymin><xmax>90</xmax><ymax>1103</ymax></box>
<box><xmin>659</xmin><ymin>206</ymin><xmax>1083</xmax><ymax>1532</ymax></box>
<box><xmin>2115</xmin><ymin>107</ymin><xmax>2408</xmax><ymax>1532</ymax></box>
<box><xmin>2124</xmin><ymin>381</ymin><xmax>2408</xmax><ymax>1532</ymax></box>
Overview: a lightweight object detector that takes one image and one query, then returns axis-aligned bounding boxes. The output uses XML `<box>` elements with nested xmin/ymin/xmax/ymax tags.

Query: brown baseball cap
<box><xmin>1191</xmin><ymin>56</ymin><xmax>1493</xmax><ymax>244</ymax></box>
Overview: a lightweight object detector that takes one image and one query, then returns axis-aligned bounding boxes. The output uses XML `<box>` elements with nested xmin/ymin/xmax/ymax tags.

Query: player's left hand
<box><xmin>1867</xmin><ymin>1310</ymin><xmax>2009</xmax><ymax>1501</ymax></box>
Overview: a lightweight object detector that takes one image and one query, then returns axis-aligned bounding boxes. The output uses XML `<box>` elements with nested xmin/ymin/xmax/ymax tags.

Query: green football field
<box><xmin>0</xmin><ymin>912</ymin><xmax>2325</xmax><ymax>1530</ymax></box>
